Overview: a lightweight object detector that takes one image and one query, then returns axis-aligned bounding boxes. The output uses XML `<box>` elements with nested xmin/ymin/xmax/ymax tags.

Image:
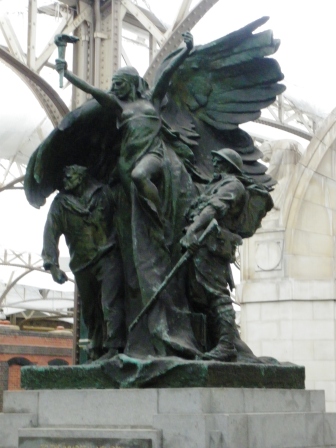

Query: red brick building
<box><xmin>0</xmin><ymin>321</ymin><xmax>73</xmax><ymax>410</ymax></box>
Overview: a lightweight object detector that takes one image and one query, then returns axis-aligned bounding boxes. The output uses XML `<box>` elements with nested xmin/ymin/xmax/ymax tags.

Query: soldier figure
<box><xmin>181</xmin><ymin>148</ymin><xmax>248</xmax><ymax>361</ymax></box>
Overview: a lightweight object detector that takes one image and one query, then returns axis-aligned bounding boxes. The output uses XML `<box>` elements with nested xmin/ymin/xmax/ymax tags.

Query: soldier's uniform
<box><xmin>185</xmin><ymin>149</ymin><xmax>247</xmax><ymax>361</ymax></box>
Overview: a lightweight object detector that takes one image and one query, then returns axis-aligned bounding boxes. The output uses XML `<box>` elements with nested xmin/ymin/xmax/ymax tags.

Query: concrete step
<box><xmin>18</xmin><ymin>428</ymin><xmax>162</xmax><ymax>448</ymax></box>
<box><xmin>3</xmin><ymin>391</ymin><xmax>38</xmax><ymax>415</ymax></box>
<box><xmin>0</xmin><ymin>413</ymin><xmax>37</xmax><ymax>448</ymax></box>
<box><xmin>153</xmin><ymin>411</ymin><xmax>336</xmax><ymax>448</ymax></box>
<box><xmin>244</xmin><ymin>411</ymin><xmax>336</xmax><ymax>448</ymax></box>
<box><xmin>158</xmin><ymin>387</ymin><xmax>326</xmax><ymax>414</ymax></box>
<box><xmin>2</xmin><ymin>388</ymin><xmax>334</xmax><ymax>448</ymax></box>
<box><xmin>3</xmin><ymin>388</ymin><xmax>326</xmax><ymax>427</ymax></box>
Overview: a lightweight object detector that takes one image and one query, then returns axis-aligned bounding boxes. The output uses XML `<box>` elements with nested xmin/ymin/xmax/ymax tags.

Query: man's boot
<box><xmin>202</xmin><ymin>298</ymin><xmax>237</xmax><ymax>362</ymax></box>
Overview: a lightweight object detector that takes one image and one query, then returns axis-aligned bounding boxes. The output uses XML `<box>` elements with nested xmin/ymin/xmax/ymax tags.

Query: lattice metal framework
<box><xmin>0</xmin><ymin>248</ymin><xmax>44</xmax><ymax>308</ymax></box>
<box><xmin>256</xmin><ymin>94</ymin><xmax>323</xmax><ymax>142</ymax></box>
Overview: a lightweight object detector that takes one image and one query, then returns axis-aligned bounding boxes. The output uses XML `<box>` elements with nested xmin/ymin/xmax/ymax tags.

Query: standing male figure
<box><xmin>42</xmin><ymin>165</ymin><xmax>125</xmax><ymax>361</ymax></box>
<box><xmin>181</xmin><ymin>148</ymin><xmax>252</xmax><ymax>362</ymax></box>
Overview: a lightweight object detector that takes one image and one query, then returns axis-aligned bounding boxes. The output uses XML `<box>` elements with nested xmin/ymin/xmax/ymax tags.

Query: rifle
<box><xmin>128</xmin><ymin>219</ymin><xmax>219</xmax><ymax>333</ymax></box>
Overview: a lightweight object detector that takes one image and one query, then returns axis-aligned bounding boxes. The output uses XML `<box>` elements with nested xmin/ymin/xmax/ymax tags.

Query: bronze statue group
<box><xmin>24</xmin><ymin>18</ymin><xmax>283</xmax><ymax>364</ymax></box>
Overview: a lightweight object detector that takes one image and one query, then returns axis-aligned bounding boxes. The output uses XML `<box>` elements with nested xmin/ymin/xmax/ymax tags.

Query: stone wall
<box><xmin>238</xmin><ymin>110</ymin><xmax>336</xmax><ymax>411</ymax></box>
<box><xmin>0</xmin><ymin>361</ymin><xmax>8</xmax><ymax>412</ymax></box>
<box><xmin>0</xmin><ymin>326</ymin><xmax>72</xmax><ymax>411</ymax></box>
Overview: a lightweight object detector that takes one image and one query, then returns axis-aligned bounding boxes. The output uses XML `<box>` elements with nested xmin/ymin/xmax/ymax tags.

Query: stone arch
<box><xmin>282</xmin><ymin>108</ymin><xmax>336</xmax><ymax>283</ymax></box>
<box><xmin>239</xmin><ymin>107</ymin><xmax>336</xmax><ymax>411</ymax></box>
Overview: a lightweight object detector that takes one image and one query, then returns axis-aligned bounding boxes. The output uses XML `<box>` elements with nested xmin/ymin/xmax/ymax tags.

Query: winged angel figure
<box><xmin>25</xmin><ymin>17</ymin><xmax>285</xmax><ymax>362</ymax></box>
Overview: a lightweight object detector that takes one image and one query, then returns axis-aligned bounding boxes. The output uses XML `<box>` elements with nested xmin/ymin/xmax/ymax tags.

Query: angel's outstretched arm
<box><xmin>151</xmin><ymin>32</ymin><xmax>193</xmax><ymax>106</ymax></box>
<box><xmin>55</xmin><ymin>59</ymin><xmax>121</xmax><ymax>111</ymax></box>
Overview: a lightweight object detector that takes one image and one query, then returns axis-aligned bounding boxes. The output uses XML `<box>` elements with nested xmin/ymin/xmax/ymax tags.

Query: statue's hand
<box><xmin>182</xmin><ymin>32</ymin><xmax>193</xmax><ymax>51</ymax></box>
<box><xmin>55</xmin><ymin>58</ymin><xmax>68</xmax><ymax>73</ymax></box>
<box><xmin>180</xmin><ymin>229</ymin><xmax>199</xmax><ymax>255</ymax></box>
<box><xmin>49</xmin><ymin>265</ymin><xmax>68</xmax><ymax>284</ymax></box>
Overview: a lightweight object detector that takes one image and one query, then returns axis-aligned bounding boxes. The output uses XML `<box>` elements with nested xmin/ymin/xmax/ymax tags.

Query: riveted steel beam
<box><xmin>121</xmin><ymin>0</ymin><xmax>165</xmax><ymax>45</ymax></box>
<box><xmin>165</xmin><ymin>0</ymin><xmax>193</xmax><ymax>36</ymax></box>
<box><xmin>0</xmin><ymin>14</ymin><xmax>26</xmax><ymax>64</ymax></box>
<box><xmin>255</xmin><ymin>117</ymin><xmax>312</xmax><ymax>141</ymax></box>
<box><xmin>36</xmin><ymin>6</ymin><xmax>92</xmax><ymax>72</ymax></box>
<box><xmin>27</xmin><ymin>0</ymin><xmax>37</xmax><ymax>70</ymax></box>
<box><xmin>0</xmin><ymin>47</ymin><xmax>69</xmax><ymax>126</ymax></box>
<box><xmin>110</xmin><ymin>0</ymin><xmax>123</xmax><ymax>76</ymax></box>
<box><xmin>144</xmin><ymin>0</ymin><xmax>219</xmax><ymax>85</ymax></box>
<box><xmin>0</xmin><ymin>156</ymin><xmax>25</xmax><ymax>192</ymax></box>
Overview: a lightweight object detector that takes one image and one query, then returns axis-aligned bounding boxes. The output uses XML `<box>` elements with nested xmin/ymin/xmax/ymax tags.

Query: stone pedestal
<box><xmin>19</xmin><ymin>357</ymin><xmax>305</xmax><ymax>390</ymax></box>
<box><xmin>1</xmin><ymin>387</ymin><xmax>336</xmax><ymax>448</ymax></box>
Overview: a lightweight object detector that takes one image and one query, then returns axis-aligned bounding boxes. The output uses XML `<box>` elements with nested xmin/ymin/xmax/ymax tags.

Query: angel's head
<box><xmin>211</xmin><ymin>148</ymin><xmax>243</xmax><ymax>175</ymax></box>
<box><xmin>111</xmin><ymin>66</ymin><xmax>149</xmax><ymax>100</ymax></box>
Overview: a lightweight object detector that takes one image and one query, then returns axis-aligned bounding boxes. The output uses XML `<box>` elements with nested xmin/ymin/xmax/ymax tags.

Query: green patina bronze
<box><xmin>22</xmin><ymin>17</ymin><xmax>295</xmax><ymax>387</ymax></box>
<box><xmin>21</xmin><ymin>356</ymin><xmax>305</xmax><ymax>390</ymax></box>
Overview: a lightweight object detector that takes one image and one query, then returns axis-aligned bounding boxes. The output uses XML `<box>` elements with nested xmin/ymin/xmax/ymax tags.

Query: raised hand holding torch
<box><xmin>54</xmin><ymin>34</ymin><xmax>79</xmax><ymax>88</ymax></box>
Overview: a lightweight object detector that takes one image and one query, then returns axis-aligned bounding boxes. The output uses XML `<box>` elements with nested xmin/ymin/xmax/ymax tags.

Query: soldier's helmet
<box><xmin>211</xmin><ymin>148</ymin><xmax>243</xmax><ymax>173</ymax></box>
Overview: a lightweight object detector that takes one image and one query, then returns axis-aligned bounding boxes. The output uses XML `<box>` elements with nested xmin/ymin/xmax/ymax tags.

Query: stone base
<box><xmin>1</xmin><ymin>387</ymin><xmax>336</xmax><ymax>448</ymax></box>
<box><xmin>19</xmin><ymin>428</ymin><xmax>160</xmax><ymax>448</ymax></box>
<box><xmin>21</xmin><ymin>355</ymin><xmax>305</xmax><ymax>390</ymax></box>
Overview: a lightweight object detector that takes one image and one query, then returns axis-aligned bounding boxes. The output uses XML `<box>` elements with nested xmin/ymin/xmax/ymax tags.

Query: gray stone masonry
<box><xmin>1</xmin><ymin>388</ymin><xmax>336</xmax><ymax>448</ymax></box>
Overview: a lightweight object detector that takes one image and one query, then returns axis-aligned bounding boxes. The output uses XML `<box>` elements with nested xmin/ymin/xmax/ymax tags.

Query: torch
<box><xmin>54</xmin><ymin>34</ymin><xmax>79</xmax><ymax>88</ymax></box>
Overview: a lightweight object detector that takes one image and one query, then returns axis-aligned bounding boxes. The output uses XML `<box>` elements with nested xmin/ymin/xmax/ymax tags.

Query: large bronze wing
<box><xmin>160</xmin><ymin>16</ymin><xmax>285</xmax><ymax>186</ymax></box>
<box><xmin>24</xmin><ymin>98</ymin><xmax>120</xmax><ymax>208</ymax></box>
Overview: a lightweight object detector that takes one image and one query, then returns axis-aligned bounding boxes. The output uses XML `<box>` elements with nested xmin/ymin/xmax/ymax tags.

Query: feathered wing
<box><xmin>161</xmin><ymin>16</ymin><xmax>286</xmax><ymax>186</ymax></box>
<box><xmin>25</xmin><ymin>16</ymin><xmax>284</xmax><ymax>207</ymax></box>
<box><xmin>24</xmin><ymin>98</ymin><xmax>121</xmax><ymax>208</ymax></box>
